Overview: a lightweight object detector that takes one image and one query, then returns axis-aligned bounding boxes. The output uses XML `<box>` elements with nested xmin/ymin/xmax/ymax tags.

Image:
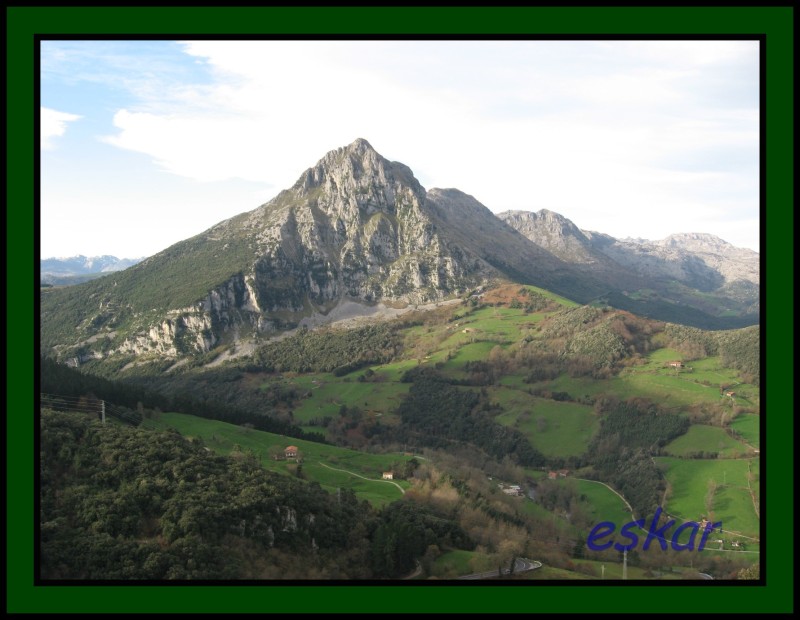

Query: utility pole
<box><xmin>622</xmin><ymin>549</ymin><xmax>628</xmax><ymax>580</ymax></box>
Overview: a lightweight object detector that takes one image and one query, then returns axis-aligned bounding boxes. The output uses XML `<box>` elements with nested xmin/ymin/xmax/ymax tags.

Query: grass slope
<box><xmin>656</xmin><ymin>457</ymin><xmax>758</xmax><ymax>538</ymax></box>
<box><xmin>493</xmin><ymin>390</ymin><xmax>598</xmax><ymax>458</ymax></box>
<box><xmin>144</xmin><ymin>411</ymin><xmax>413</xmax><ymax>507</ymax></box>
<box><xmin>663</xmin><ymin>425</ymin><xmax>753</xmax><ymax>458</ymax></box>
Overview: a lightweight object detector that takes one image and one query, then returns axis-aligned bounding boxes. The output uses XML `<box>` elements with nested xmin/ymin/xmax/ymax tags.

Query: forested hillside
<box><xmin>39</xmin><ymin>410</ymin><xmax>473</xmax><ymax>579</ymax></box>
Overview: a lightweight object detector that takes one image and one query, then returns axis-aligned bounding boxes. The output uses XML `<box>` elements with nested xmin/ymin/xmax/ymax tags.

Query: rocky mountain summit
<box><xmin>499</xmin><ymin>210</ymin><xmax>759</xmax><ymax>315</ymax></box>
<box><xmin>40</xmin><ymin>139</ymin><xmax>759</xmax><ymax>368</ymax></box>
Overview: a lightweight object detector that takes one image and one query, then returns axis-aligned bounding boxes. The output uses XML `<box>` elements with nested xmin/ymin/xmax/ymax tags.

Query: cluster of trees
<box><xmin>591</xmin><ymin>446</ymin><xmax>664</xmax><ymax>522</ymax></box>
<box><xmin>540</xmin><ymin>306</ymin><xmax>604</xmax><ymax>340</ymax></box>
<box><xmin>563</xmin><ymin>323</ymin><xmax>628</xmax><ymax>368</ymax></box>
<box><xmin>370</xmin><ymin>501</ymin><xmax>474</xmax><ymax>577</ymax></box>
<box><xmin>41</xmin><ymin>357</ymin><xmax>324</xmax><ymax>444</ymax></box>
<box><xmin>393</xmin><ymin>368</ymin><xmax>545</xmax><ymax>467</ymax></box>
<box><xmin>241</xmin><ymin>324</ymin><xmax>401</xmax><ymax>374</ymax></box>
<box><xmin>717</xmin><ymin>325</ymin><xmax>760</xmax><ymax>385</ymax></box>
<box><xmin>580</xmin><ymin>397</ymin><xmax>690</xmax><ymax>518</ymax></box>
<box><xmin>41</xmin><ymin>356</ymin><xmax>169</xmax><ymax>413</ymax></box>
<box><xmin>508</xmin><ymin>287</ymin><xmax>556</xmax><ymax>313</ymax></box>
<box><xmin>606</xmin><ymin>290</ymin><xmax>757</xmax><ymax>331</ymax></box>
<box><xmin>39</xmin><ymin>411</ymin><xmax>473</xmax><ymax>580</ymax></box>
<box><xmin>591</xmin><ymin>397</ymin><xmax>690</xmax><ymax>451</ymax></box>
<box><xmin>662</xmin><ymin>319</ymin><xmax>760</xmax><ymax>384</ymax></box>
<box><xmin>664</xmin><ymin>323</ymin><xmax>720</xmax><ymax>360</ymax></box>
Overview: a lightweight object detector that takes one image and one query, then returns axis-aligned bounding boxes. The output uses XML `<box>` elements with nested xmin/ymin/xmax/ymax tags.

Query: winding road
<box><xmin>457</xmin><ymin>558</ymin><xmax>542</xmax><ymax>580</ymax></box>
<box><xmin>318</xmin><ymin>462</ymin><xmax>406</xmax><ymax>494</ymax></box>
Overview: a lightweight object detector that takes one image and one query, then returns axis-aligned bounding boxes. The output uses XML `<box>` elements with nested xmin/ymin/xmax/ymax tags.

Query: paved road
<box><xmin>457</xmin><ymin>558</ymin><xmax>542</xmax><ymax>580</ymax></box>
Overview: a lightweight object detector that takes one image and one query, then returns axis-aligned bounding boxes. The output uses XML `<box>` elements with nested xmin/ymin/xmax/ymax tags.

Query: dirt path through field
<box><xmin>318</xmin><ymin>462</ymin><xmax>405</xmax><ymax>494</ymax></box>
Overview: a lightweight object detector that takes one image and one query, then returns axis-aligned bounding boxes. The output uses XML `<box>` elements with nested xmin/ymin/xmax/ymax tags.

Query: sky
<box><xmin>40</xmin><ymin>40</ymin><xmax>760</xmax><ymax>259</ymax></box>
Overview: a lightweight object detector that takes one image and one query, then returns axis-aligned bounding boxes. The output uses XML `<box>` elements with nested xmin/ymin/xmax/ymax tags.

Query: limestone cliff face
<box><xmin>500</xmin><ymin>209</ymin><xmax>760</xmax><ymax>314</ymax></box>
<box><xmin>41</xmin><ymin>140</ymin><xmax>760</xmax><ymax>368</ymax></box>
<box><xmin>498</xmin><ymin>209</ymin><xmax>599</xmax><ymax>264</ymax></box>
<box><xmin>43</xmin><ymin>139</ymin><xmax>496</xmax><ymax>364</ymax></box>
<box><xmin>238</xmin><ymin>138</ymin><xmax>482</xmax><ymax>310</ymax></box>
<box><xmin>588</xmin><ymin>232</ymin><xmax>759</xmax><ymax>295</ymax></box>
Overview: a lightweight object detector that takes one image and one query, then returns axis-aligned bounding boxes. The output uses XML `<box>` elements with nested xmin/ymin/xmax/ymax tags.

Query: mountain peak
<box><xmin>659</xmin><ymin>232</ymin><xmax>730</xmax><ymax>249</ymax></box>
<box><xmin>287</xmin><ymin>138</ymin><xmax>423</xmax><ymax>203</ymax></box>
<box><xmin>347</xmin><ymin>137</ymin><xmax>375</xmax><ymax>152</ymax></box>
<box><xmin>497</xmin><ymin>209</ymin><xmax>602</xmax><ymax>265</ymax></box>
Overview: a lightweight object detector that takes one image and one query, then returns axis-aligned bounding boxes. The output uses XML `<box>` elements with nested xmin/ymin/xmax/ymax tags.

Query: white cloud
<box><xmin>45</xmin><ymin>40</ymin><xmax>760</xmax><ymax>253</ymax></box>
<box><xmin>40</xmin><ymin>107</ymin><xmax>81</xmax><ymax>150</ymax></box>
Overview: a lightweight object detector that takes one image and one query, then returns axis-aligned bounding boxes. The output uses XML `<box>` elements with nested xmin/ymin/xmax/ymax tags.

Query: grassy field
<box><xmin>195</xmin><ymin>296</ymin><xmax>760</xmax><ymax>550</ymax></box>
<box><xmin>493</xmin><ymin>390</ymin><xmax>598</xmax><ymax>457</ymax></box>
<box><xmin>730</xmin><ymin>413</ymin><xmax>760</xmax><ymax>449</ymax></box>
<box><xmin>521</xmin><ymin>284</ymin><xmax>580</xmax><ymax>308</ymax></box>
<box><xmin>663</xmin><ymin>425</ymin><xmax>753</xmax><ymax>458</ymax></box>
<box><xmin>540</xmin><ymin>355</ymin><xmax>756</xmax><ymax>410</ymax></box>
<box><xmin>462</xmin><ymin>305</ymin><xmax>538</xmax><ymax>335</ymax></box>
<box><xmin>574</xmin><ymin>479</ymin><xmax>634</xmax><ymax>528</ymax></box>
<box><xmin>571</xmin><ymin>559</ymin><xmax>684</xmax><ymax>580</ymax></box>
<box><xmin>525</xmin><ymin>566</ymin><xmax>593</xmax><ymax>580</ymax></box>
<box><xmin>656</xmin><ymin>457</ymin><xmax>758</xmax><ymax>537</ymax></box>
<box><xmin>289</xmin><ymin>379</ymin><xmax>410</xmax><ymax>424</ymax></box>
<box><xmin>430</xmin><ymin>549</ymin><xmax>493</xmax><ymax>578</ymax></box>
<box><xmin>143</xmin><ymin>411</ymin><xmax>413</xmax><ymax>507</ymax></box>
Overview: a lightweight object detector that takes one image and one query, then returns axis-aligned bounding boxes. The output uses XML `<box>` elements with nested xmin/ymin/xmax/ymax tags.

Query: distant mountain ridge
<box><xmin>41</xmin><ymin>255</ymin><xmax>143</xmax><ymax>276</ymax></box>
<box><xmin>498</xmin><ymin>210</ymin><xmax>759</xmax><ymax>317</ymax></box>
<box><xmin>40</xmin><ymin>139</ymin><xmax>759</xmax><ymax>370</ymax></box>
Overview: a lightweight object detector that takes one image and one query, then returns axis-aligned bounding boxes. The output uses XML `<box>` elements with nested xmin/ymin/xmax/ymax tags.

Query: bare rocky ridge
<box><xmin>41</xmin><ymin>139</ymin><xmax>760</xmax><ymax>368</ymax></box>
<box><xmin>499</xmin><ymin>210</ymin><xmax>760</xmax><ymax>313</ymax></box>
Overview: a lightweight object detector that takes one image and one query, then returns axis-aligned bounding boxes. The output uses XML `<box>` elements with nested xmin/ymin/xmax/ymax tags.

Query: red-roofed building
<box><xmin>285</xmin><ymin>446</ymin><xmax>298</xmax><ymax>459</ymax></box>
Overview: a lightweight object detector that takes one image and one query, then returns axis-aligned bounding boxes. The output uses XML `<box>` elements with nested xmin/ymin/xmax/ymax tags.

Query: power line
<box><xmin>40</xmin><ymin>393</ymin><xmax>143</xmax><ymax>426</ymax></box>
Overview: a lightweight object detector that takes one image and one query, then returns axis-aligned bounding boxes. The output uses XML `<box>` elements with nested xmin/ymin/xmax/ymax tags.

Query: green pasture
<box><xmin>574</xmin><ymin>479</ymin><xmax>634</xmax><ymax>527</ymax></box>
<box><xmin>290</xmin><ymin>379</ymin><xmax>410</xmax><ymax>423</ymax></box>
<box><xmin>438</xmin><ymin>341</ymin><xmax>499</xmax><ymax>378</ymax></box>
<box><xmin>748</xmin><ymin>459</ymin><xmax>759</xmax><ymax>505</ymax></box>
<box><xmin>713</xmin><ymin>485</ymin><xmax>760</xmax><ymax>540</ymax></box>
<box><xmin>656</xmin><ymin>457</ymin><xmax>758</xmax><ymax>537</ymax></box>
<box><xmin>525</xmin><ymin>566</ymin><xmax>593</xmax><ymax>580</ymax></box>
<box><xmin>431</xmin><ymin>549</ymin><xmax>490</xmax><ymax>578</ymax></box>
<box><xmin>497</xmin><ymin>374</ymin><xmax>529</xmax><ymax>389</ymax></box>
<box><xmin>730</xmin><ymin>413</ymin><xmax>760</xmax><ymax>449</ymax></box>
<box><xmin>371</xmin><ymin>358</ymin><xmax>419</xmax><ymax>382</ymax></box>
<box><xmin>521</xmin><ymin>284</ymin><xmax>580</xmax><ymax>308</ymax></box>
<box><xmin>663</xmin><ymin>425</ymin><xmax>753</xmax><ymax>458</ymax></box>
<box><xmin>542</xmin><ymin>363</ymin><xmax>750</xmax><ymax>410</ymax></box>
<box><xmin>146</xmin><ymin>411</ymin><xmax>412</xmax><ymax>507</ymax></box>
<box><xmin>646</xmin><ymin>348</ymin><xmax>684</xmax><ymax>365</ymax></box>
<box><xmin>571</xmin><ymin>559</ymin><xmax>681</xmax><ymax>580</ymax></box>
<box><xmin>455</xmin><ymin>306</ymin><xmax>534</xmax><ymax>341</ymax></box>
<box><xmin>493</xmin><ymin>389</ymin><xmax>598</xmax><ymax>457</ymax></box>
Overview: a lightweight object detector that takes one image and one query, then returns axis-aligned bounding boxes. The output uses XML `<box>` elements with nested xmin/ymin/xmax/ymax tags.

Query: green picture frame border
<box><xmin>9</xmin><ymin>4</ymin><xmax>793</xmax><ymax>614</ymax></box>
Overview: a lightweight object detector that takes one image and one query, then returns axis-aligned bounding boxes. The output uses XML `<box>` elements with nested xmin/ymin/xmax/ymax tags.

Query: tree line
<box><xmin>240</xmin><ymin>323</ymin><xmax>401</xmax><ymax>374</ymax></box>
<box><xmin>39</xmin><ymin>410</ymin><xmax>473</xmax><ymax>580</ymax></box>
<box><xmin>391</xmin><ymin>367</ymin><xmax>546</xmax><ymax>468</ymax></box>
<box><xmin>40</xmin><ymin>357</ymin><xmax>324</xmax><ymax>443</ymax></box>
